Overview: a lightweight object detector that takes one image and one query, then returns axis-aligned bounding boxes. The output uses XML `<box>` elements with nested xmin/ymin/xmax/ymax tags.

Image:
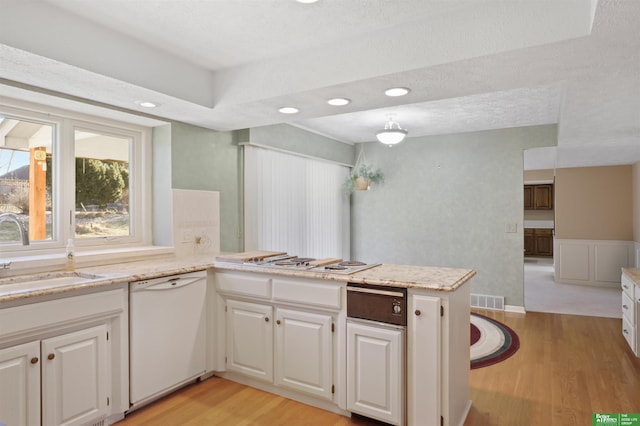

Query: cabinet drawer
<box><xmin>622</xmin><ymin>292</ymin><xmax>635</xmax><ymax>323</ymax></box>
<box><xmin>216</xmin><ymin>272</ymin><xmax>271</xmax><ymax>299</ymax></box>
<box><xmin>621</xmin><ymin>274</ymin><xmax>635</xmax><ymax>299</ymax></box>
<box><xmin>272</xmin><ymin>278</ymin><xmax>341</xmax><ymax>309</ymax></box>
<box><xmin>622</xmin><ymin>315</ymin><xmax>636</xmax><ymax>355</ymax></box>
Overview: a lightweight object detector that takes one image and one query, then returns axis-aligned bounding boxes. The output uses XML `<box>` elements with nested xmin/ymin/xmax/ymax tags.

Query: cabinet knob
<box><xmin>47</xmin><ymin>353</ymin><xmax>55</xmax><ymax>360</ymax></box>
<box><xmin>623</xmin><ymin>304</ymin><xmax>628</xmax><ymax>309</ymax></box>
<box><xmin>415</xmin><ymin>309</ymin><xmax>421</xmax><ymax>316</ymax></box>
<box><xmin>265</xmin><ymin>317</ymin><xmax>269</xmax><ymax>322</ymax></box>
<box><xmin>276</xmin><ymin>320</ymin><xmax>281</xmax><ymax>325</ymax></box>
<box><xmin>30</xmin><ymin>357</ymin><xmax>39</xmax><ymax>364</ymax></box>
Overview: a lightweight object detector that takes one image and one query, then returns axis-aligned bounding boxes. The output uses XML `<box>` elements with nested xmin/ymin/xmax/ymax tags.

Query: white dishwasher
<box><xmin>129</xmin><ymin>270</ymin><xmax>207</xmax><ymax>408</ymax></box>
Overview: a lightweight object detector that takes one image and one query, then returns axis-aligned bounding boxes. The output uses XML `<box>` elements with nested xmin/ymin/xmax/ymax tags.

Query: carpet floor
<box><xmin>524</xmin><ymin>259</ymin><xmax>621</xmax><ymax>318</ymax></box>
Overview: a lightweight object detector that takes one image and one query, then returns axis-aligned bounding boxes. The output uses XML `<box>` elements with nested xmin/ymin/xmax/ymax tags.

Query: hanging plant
<box><xmin>343</xmin><ymin>148</ymin><xmax>384</xmax><ymax>192</ymax></box>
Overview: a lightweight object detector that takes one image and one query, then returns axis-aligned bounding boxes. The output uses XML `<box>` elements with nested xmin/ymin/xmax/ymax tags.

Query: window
<box><xmin>74</xmin><ymin>129</ymin><xmax>131</xmax><ymax>239</ymax></box>
<box><xmin>0</xmin><ymin>104</ymin><xmax>150</xmax><ymax>254</ymax></box>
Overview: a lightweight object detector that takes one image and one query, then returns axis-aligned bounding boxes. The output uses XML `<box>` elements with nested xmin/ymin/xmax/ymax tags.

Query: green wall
<box><xmin>350</xmin><ymin>125</ymin><xmax>557</xmax><ymax>307</ymax></box>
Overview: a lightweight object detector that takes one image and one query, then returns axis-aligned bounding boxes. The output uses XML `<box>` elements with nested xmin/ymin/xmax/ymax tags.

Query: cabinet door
<box><xmin>226</xmin><ymin>299</ymin><xmax>274</xmax><ymax>382</ymax></box>
<box><xmin>41</xmin><ymin>324</ymin><xmax>108</xmax><ymax>426</ymax></box>
<box><xmin>524</xmin><ymin>229</ymin><xmax>535</xmax><ymax>256</ymax></box>
<box><xmin>408</xmin><ymin>295</ymin><xmax>441</xmax><ymax>426</ymax></box>
<box><xmin>0</xmin><ymin>341</ymin><xmax>40</xmax><ymax>426</ymax></box>
<box><xmin>535</xmin><ymin>230</ymin><xmax>554</xmax><ymax>256</ymax></box>
<box><xmin>523</xmin><ymin>185</ymin><xmax>534</xmax><ymax>210</ymax></box>
<box><xmin>347</xmin><ymin>321</ymin><xmax>403</xmax><ymax>426</ymax></box>
<box><xmin>533</xmin><ymin>184</ymin><xmax>553</xmax><ymax>210</ymax></box>
<box><xmin>275</xmin><ymin>308</ymin><xmax>333</xmax><ymax>400</ymax></box>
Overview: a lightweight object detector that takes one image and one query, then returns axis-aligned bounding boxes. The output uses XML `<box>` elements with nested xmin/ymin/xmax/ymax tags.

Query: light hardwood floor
<box><xmin>116</xmin><ymin>310</ymin><xmax>640</xmax><ymax>426</ymax></box>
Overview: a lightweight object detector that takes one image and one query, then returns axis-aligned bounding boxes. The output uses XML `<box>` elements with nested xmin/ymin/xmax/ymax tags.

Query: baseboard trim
<box><xmin>505</xmin><ymin>305</ymin><xmax>526</xmax><ymax>314</ymax></box>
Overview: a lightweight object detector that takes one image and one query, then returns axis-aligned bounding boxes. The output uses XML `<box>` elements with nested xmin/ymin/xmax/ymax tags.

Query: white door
<box><xmin>41</xmin><ymin>325</ymin><xmax>108</xmax><ymax>426</ymax></box>
<box><xmin>407</xmin><ymin>295</ymin><xmax>441</xmax><ymax>426</ymax></box>
<box><xmin>0</xmin><ymin>341</ymin><xmax>40</xmax><ymax>426</ymax></box>
<box><xmin>275</xmin><ymin>308</ymin><xmax>333</xmax><ymax>400</ymax></box>
<box><xmin>347</xmin><ymin>321</ymin><xmax>404</xmax><ymax>426</ymax></box>
<box><xmin>226</xmin><ymin>299</ymin><xmax>274</xmax><ymax>382</ymax></box>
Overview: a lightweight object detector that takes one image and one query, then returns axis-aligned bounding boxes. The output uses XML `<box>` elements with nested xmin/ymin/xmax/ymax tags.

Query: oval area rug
<box><xmin>470</xmin><ymin>313</ymin><xmax>520</xmax><ymax>369</ymax></box>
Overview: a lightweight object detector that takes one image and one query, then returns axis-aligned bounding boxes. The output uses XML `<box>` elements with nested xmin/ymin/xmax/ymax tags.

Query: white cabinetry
<box><xmin>346</xmin><ymin>321</ymin><xmax>403</xmax><ymax>425</ymax></box>
<box><xmin>275</xmin><ymin>308</ymin><xmax>333</xmax><ymax>400</ymax></box>
<box><xmin>0</xmin><ymin>287</ymin><xmax>128</xmax><ymax>426</ymax></box>
<box><xmin>214</xmin><ymin>272</ymin><xmax>342</xmax><ymax>407</ymax></box>
<box><xmin>41</xmin><ymin>325</ymin><xmax>109</xmax><ymax>426</ymax></box>
<box><xmin>0</xmin><ymin>341</ymin><xmax>40</xmax><ymax>426</ymax></box>
<box><xmin>621</xmin><ymin>273</ymin><xmax>638</xmax><ymax>356</ymax></box>
<box><xmin>226</xmin><ymin>299</ymin><xmax>274</xmax><ymax>381</ymax></box>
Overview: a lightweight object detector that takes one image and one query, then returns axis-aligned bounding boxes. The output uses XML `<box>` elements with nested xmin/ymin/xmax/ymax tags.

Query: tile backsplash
<box><xmin>172</xmin><ymin>189</ymin><xmax>220</xmax><ymax>257</ymax></box>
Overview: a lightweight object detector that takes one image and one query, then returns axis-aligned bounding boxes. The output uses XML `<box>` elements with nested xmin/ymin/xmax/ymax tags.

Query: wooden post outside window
<box><xmin>29</xmin><ymin>147</ymin><xmax>47</xmax><ymax>240</ymax></box>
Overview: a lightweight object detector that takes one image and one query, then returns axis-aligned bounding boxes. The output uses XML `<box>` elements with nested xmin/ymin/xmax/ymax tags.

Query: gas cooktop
<box><xmin>238</xmin><ymin>254</ymin><xmax>380</xmax><ymax>275</ymax></box>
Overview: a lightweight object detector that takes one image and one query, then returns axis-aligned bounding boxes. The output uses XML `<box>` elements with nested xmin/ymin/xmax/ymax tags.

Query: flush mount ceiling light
<box><xmin>376</xmin><ymin>116</ymin><xmax>408</xmax><ymax>146</ymax></box>
<box><xmin>278</xmin><ymin>107</ymin><xmax>300</xmax><ymax>114</ymax></box>
<box><xmin>327</xmin><ymin>98</ymin><xmax>351</xmax><ymax>106</ymax></box>
<box><xmin>384</xmin><ymin>87</ymin><xmax>410</xmax><ymax>97</ymax></box>
<box><xmin>135</xmin><ymin>100</ymin><xmax>158</xmax><ymax>108</ymax></box>
<box><xmin>296</xmin><ymin>0</ymin><xmax>319</xmax><ymax>3</ymax></box>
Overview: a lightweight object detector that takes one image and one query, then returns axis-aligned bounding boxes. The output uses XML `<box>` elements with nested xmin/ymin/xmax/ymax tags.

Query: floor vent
<box><xmin>471</xmin><ymin>293</ymin><xmax>505</xmax><ymax>311</ymax></box>
<box><xmin>88</xmin><ymin>417</ymin><xmax>106</xmax><ymax>426</ymax></box>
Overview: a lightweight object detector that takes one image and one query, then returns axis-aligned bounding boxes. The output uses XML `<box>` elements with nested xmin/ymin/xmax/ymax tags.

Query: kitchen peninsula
<box><xmin>0</xmin><ymin>253</ymin><xmax>475</xmax><ymax>426</ymax></box>
<box><xmin>212</xmin><ymin>253</ymin><xmax>475</xmax><ymax>426</ymax></box>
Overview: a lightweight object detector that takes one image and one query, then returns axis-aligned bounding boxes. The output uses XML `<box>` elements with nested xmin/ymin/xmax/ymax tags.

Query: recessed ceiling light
<box><xmin>135</xmin><ymin>100</ymin><xmax>158</xmax><ymax>108</ymax></box>
<box><xmin>384</xmin><ymin>87</ymin><xmax>410</xmax><ymax>97</ymax></box>
<box><xmin>296</xmin><ymin>0</ymin><xmax>319</xmax><ymax>3</ymax></box>
<box><xmin>327</xmin><ymin>98</ymin><xmax>351</xmax><ymax>106</ymax></box>
<box><xmin>278</xmin><ymin>107</ymin><xmax>300</xmax><ymax>114</ymax></box>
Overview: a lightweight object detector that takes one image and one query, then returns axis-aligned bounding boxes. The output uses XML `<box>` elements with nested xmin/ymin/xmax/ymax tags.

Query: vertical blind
<box><xmin>244</xmin><ymin>145</ymin><xmax>350</xmax><ymax>259</ymax></box>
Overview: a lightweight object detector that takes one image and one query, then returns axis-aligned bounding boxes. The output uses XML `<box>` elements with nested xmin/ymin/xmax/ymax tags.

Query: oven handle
<box><xmin>347</xmin><ymin>286</ymin><xmax>405</xmax><ymax>298</ymax></box>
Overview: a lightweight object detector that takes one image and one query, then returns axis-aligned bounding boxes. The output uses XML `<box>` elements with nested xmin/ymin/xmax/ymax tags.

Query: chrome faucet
<box><xmin>0</xmin><ymin>212</ymin><xmax>30</xmax><ymax>246</ymax></box>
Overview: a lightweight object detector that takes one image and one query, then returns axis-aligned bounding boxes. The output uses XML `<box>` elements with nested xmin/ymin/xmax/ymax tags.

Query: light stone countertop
<box><xmin>622</xmin><ymin>268</ymin><xmax>640</xmax><ymax>285</ymax></box>
<box><xmin>213</xmin><ymin>262</ymin><xmax>476</xmax><ymax>291</ymax></box>
<box><xmin>0</xmin><ymin>255</ymin><xmax>476</xmax><ymax>304</ymax></box>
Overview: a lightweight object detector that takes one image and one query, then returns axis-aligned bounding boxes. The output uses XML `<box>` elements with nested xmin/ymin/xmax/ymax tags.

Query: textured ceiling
<box><xmin>0</xmin><ymin>0</ymin><xmax>638</xmax><ymax>170</ymax></box>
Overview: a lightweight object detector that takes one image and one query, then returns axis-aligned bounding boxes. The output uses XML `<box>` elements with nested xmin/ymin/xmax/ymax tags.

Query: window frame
<box><xmin>0</xmin><ymin>101</ymin><xmax>152</xmax><ymax>256</ymax></box>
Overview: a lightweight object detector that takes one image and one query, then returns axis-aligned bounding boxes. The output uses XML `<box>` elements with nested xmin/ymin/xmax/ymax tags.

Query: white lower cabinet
<box><xmin>346</xmin><ymin>321</ymin><xmax>403</xmax><ymax>426</ymax></box>
<box><xmin>275</xmin><ymin>308</ymin><xmax>333</xmax><ymax>400</ymax></box>
<box><xmin>225</xmin><ymin>300</ymin><xmax>335</xmax><ymax>401</ymax></box>
<box><xmin>0</xmin><ymin>287</ymin><xmax>128</xmax><ymax>426</ymax></box>
<box><xmin>621</xmin><ymin>273</ymin><xmax>639</xmax><ymax>357</ymax></box>
<box><xmin>217</xmin><ymin>273</ymin><xmax>340</xmax><ymax>404</ymax></box>
<box><xmin>226</xmin><ymin>300</ymin><xmax>274</xmax><ymax>381</ymax></box>
<box><xmin>0</xmin><ymin>325</ymin><xmax>108</xmax><ymax>426</ymax></box>
<box><xmin>41</xmin><ymin>325</ymin><xmax>109</xmax><ymax>426</ymax></box>
<box><xmin>0</xmin><ymin>341</ymin><xmax>40</xmax><ymax>426</ymax></box>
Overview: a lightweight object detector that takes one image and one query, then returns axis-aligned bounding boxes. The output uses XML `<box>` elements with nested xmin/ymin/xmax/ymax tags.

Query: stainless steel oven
<box><xmin>346</xmin><ymin>283</ymin><xmax>407</xmax><ymax>425</ymax></box>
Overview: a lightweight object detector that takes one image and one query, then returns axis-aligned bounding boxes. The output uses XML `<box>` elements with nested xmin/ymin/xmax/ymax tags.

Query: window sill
<box><xmin>0</xmin><ymin>246</ymin><xmax>175</xmax><ymax>277</ymax></box>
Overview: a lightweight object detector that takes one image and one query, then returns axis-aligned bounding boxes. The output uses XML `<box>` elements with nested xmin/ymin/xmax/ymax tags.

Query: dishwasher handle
<box><xmin>130</xmin><ymin>272</ymin><xmax>206</xmax><ymax>292</ymax></box>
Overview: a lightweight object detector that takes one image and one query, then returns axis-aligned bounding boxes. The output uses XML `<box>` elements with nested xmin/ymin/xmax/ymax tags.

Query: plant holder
<box><xmin>343</xmin><ymin>147</ymin><xmax>384</xmax><ymax>193</ymax></box>
<box><xmin>354</xmin><ymin>177</ymin><xmax>370</xmax><ymax>191</ymax></box>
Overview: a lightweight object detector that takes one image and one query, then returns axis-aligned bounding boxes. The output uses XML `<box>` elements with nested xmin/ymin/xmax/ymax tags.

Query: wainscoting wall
<box><xmin>554</xmin><ymin>239</ymin><xmax>634</xmax><ymax>288</ymax></box>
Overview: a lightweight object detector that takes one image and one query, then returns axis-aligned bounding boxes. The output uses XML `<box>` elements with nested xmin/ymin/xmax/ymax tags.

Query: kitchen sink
<box><xmin>0</xmin><ymin>271</ymin><xmax>109</xmax><ymax>295</ymax></box>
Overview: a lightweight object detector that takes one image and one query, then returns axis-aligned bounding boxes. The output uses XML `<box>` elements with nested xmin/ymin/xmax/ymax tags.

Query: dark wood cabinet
<box><xmin>524</xmin><ymin>229</ymin><xmax>535</xmax><ymax>256</ymax></box>
<box><xmin>524</xmin><ymin>184</ymin><xmax>553</xmax><ymax>210</ymax></box>
<box><xmin>524</xmin><ymin>228</ymin><xmax>553</xmax><ymax>257</ymax></box>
